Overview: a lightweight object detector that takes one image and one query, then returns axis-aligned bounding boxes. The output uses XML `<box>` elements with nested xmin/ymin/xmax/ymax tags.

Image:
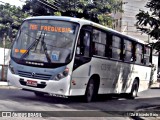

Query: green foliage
<box><xmin>54</xmin><ymin>12</ymin><xmax>61</xmax><ymax>16</ymax></box>
<box><xmin>0</xmin><ymin>40</ymin><xmax>11</xmax><ymax>48</ymax></box>
<box><xmin>136</xmin><ymin>0</ymin><xmax>160</xmax><ymax>49</ymax></box>
<box><xmin>0</xmin><ymin>3</ymin><xmax>30</xmax><ymax>48</ymax></box>
<box><xmin>23</xmin><ymin>0</ymin><xmax>124</xmax><ymax>27</ymax></box>
<box><xmin>58</xmin><ymin>0</ymin><xmax>124</xmax><ymax>26</ymax></box>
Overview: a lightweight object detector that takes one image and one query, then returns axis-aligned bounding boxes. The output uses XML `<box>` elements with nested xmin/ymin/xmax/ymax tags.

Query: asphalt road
<box><xmin>0</xmin><ymin>87</ymin><xmax>160</xmax><ymax>120</ymax></box>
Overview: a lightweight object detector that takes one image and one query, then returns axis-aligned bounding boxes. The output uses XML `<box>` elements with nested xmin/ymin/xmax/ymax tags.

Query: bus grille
<box><xmin>17</xmin><ymin>71</ymin><xmax>52</xmax><ymax>80</ymax></box>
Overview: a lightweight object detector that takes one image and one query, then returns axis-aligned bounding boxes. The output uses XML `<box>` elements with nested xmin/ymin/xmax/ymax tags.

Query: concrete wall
<box><xmin>0</xmin><ymin>48</ymin><xmax>10</xmax><ymax>65</ymax></box>
<box><xmin>0</xmin><ymin>47</ymin><xmax>10</xmax><ymax>80</ymax></box>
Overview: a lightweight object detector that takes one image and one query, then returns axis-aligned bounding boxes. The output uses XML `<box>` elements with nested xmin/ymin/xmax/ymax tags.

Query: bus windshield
<box><xmin>11</xmin><ymin>19</ymin><xmax>79</xmax><ymax>64</ymax></box>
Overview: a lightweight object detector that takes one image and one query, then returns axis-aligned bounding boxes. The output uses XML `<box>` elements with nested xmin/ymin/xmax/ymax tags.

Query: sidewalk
<box><xmin>150</xmin><ymin>82</ymin><xmax>160</xmax><ymax>88</ymax></box>
<box><xmin>0</xmin><ymin>81</ymin><xmax>18</xmax><ymax>89</ymax></box>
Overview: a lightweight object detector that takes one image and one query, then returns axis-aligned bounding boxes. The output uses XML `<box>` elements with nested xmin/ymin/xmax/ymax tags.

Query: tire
<box><xmin>127</xmin><ymin>80</ymin><xmax>139</xmax><ymax>99</ymax></box>
<box><xmin>34</xmin><ymin>92</ymin><xmax>45</xmax><ymax>97</ymax></box>
<box><xmin>84</xmin><ymin>78</ymin><xmax>96</xmax><ymax>102</ymax></box>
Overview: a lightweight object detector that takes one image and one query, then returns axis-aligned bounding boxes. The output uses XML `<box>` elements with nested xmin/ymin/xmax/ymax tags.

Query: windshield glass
<box><xmin>11</xmin><ymin>19</ymin><xmax>79</xmax><ymax>64</ymax></box>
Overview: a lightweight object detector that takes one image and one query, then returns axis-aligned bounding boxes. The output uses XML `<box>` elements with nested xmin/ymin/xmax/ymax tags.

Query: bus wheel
<box><xmin>34</xmin><ymin>92</ymin><xmax>45</xmax><ymax>97</ymax></box>
<box><xmin>127</xmin><ymin>80</ymin><xmax>139</xmax><ymax>99</ymax></box>
<box><xmin>84</xmin><ymin>78</ymin><xmax>95</xmax><ymax>102</ymax></box>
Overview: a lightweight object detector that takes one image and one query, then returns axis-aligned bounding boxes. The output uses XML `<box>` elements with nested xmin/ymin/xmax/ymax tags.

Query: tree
<box><xmin>136</xmin><ymin>0</ymin><xmax>160</xmax><ymax>50</ymax></box>
<box><xmin>0</xmin><ymin>3</ymin><xmax>29</xmax><ymax>48</ymax></box>
<box><xmin>60</xmin><ymin>0</ymin><xmax>124</xmax><ymax>27</ymax></box>
<box><xmin>22</xmin><ymin>0</ymin><xmax>59</xmax><ymax>16</ymax></box>
<box><xmin>23</xmin><ymin>0</ymin><xmax>124</xmax><ymax>27</ymax></box>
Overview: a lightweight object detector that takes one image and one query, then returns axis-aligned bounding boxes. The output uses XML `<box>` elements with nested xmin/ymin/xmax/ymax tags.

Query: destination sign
<box><xmin>29</xmin><ymin>24</ymin><xmax>71</xmax><ymax>33</ymax></box>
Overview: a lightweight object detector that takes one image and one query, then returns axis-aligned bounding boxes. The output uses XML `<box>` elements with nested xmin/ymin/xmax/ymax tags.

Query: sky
<box><xmin>0</xmin><ymin>0</ymin><xmax>25</xmax><ymax>7</ymax></box>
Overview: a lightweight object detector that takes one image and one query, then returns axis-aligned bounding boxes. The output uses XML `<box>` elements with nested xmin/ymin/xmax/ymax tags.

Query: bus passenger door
<box><xmin>74</xmin><ymin>29</ymin><xmax>92</xmax><ymax>75</ymax></box>
<box><xmin>76</xmin><ymin>29</ymin><xmax>91</xmax><ymax>57</ymax></box>
<box><xmin>71</xmin><ymin>27</ymin><xmax>92</xmax><ymax>95</ymax></box>
<box><xmin>74</xmin><ymin>28</ymin><xmax>91</xmax><ymax>77</ymax></box>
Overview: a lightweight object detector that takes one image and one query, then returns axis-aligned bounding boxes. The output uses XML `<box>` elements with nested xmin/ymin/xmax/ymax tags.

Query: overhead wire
<box><xmin>36</xmin><ymin>0</ymin><xmax>59</xmax><ymax>11</ymax></box>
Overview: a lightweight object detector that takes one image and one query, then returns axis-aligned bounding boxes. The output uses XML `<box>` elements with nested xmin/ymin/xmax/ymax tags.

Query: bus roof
<box><xmin>25</xmin><ymin>16</ymin><xmax>147</xmax><ymax>45</ymax></box>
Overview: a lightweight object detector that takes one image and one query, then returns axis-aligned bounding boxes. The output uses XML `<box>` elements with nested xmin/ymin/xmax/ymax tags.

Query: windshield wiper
<box><xmin>41</xmin><ymin>33</ymin><xmax>51</xmax><ymax>63</ymax></box>
<box><xmin>20</xmin><ymin>31</ymin><xmax>43</xmax><ymax>60</ymax></box>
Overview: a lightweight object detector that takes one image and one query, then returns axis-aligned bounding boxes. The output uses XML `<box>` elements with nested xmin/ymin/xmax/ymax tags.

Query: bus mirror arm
<box><xmin>76</xmin><ymin>47</ymin><xmax>80</xmax><ymax>55</ymax></box>
<box><xmin>149</xmin><ymin>64</ymin><xmax>156</xmax><ymax>70</ymax></box>
<box><xmin>148</xmin><ymin>63</ymin><xmax>152</xmax><ymax>67</ymax></box>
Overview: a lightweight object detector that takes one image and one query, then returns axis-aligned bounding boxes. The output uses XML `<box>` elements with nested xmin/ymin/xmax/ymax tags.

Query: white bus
<box><xmin>7</xmin><ymin>16</ymin><xmax>153</xmax><ymax>102</ymax></box>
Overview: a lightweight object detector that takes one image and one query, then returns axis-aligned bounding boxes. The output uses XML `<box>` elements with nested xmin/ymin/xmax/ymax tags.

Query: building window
<box><xmin>120</xmin><ymin>18</ymin><xmax>122</xmax><ymax>28</ymax></box>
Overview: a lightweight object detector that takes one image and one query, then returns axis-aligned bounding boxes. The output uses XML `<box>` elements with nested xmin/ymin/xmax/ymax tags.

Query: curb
<box><xmin>0</xmin><ymin>81</ymin><xmax>9</xmax><ymax>86</ymax></box>
<box><xmin>0</xmin><ymin>86</ymin><xmax>19</xmax><ymax>89</ymax></box>
<box><xmin>150</xmin><ymin>82</ymin><xmax>160</xmax><ymax>88</ymax></box>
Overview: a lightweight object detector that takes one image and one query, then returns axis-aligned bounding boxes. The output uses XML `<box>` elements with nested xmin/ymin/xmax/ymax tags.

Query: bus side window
<box><xmin>76</xmin><ymin>38</ymin><xmax>81</xmax><ymax>55</ymax></box>
<box><xmin>111</xmin><ymin>35</ymin><xmax>121</xmax><ymax>60</ymax></box>
<box><xmin>143</xmin><ymin>46</ymin><xmax>151</xmax><ymax>65</ymax></box>
<box><xmin>76</xmin><ymin>31</ymin><xmax>90</xmax><ymax>57</ymax></box>
<box><xmin>123</xmin><ymin>39</ymin><xmax>133</xmax><ymax>62</ymax></box>
<box><xmin>135</xmin><ymin>44</ymin><xmax>143</xmax><ymax>64</ymax></box>
<box><xmin>83</xmin><ymin>32</ymin><xmax>90</xmax><ymax>57</ymax></box>
<box><xmin>92</xmin><ymin>29</ymin><xmax>106</xmax><ymax>57</ymax></box>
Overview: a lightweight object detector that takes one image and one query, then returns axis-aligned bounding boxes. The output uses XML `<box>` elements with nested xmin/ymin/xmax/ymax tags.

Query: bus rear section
<box><xmin>70</xmin><ymin>24</ymin><xmax>153</xmax><ymax>102</ymax></box>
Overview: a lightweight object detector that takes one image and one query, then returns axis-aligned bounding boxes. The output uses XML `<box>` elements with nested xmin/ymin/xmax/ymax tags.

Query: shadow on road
<box><xmin>150</xmin><ymin>87</ymin><xmax>160</xmax><ymax>89</ymax></box>
<box><xmin>1</xmin><ymin>89</ymin><xmax>160</xmax><ymax>120</ymax></box>
<box><xmin>1</xmin><ymin>89</ymin><xmax>160</xmax><ymax>112</ymax></box>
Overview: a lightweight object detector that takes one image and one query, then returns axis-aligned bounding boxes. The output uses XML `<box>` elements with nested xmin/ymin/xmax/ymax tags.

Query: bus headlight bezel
<box><xmin>9</xmin><ymin>62</ymin><xmax>15</xmax><ymax>74</ymax></box>
<box><xmin>54</xmin><ymin>68</ymin><xmax>69</xmax><ymax>81</ymax></box>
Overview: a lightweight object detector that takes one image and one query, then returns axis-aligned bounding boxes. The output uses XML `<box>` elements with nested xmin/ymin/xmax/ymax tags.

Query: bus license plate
<box><xmin>26</xmin><ymin>80</ymin><xmax>37</xmax><ymax>86</ymax></box>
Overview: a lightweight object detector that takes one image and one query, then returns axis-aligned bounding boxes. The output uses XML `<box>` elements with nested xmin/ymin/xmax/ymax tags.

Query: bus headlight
<box><xmin>54</xmin><ymin>68</ymin><xmax>69</xmax><ymax>81</ymax></box>
<box><xmin>9</xmin><ymin>63</ymin><xmax>15</xmax><ymax>74</ymax></box>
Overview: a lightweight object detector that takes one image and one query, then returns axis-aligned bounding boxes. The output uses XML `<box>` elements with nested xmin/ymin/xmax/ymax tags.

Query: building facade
<box><xmin>113</xmin><ymin>0</ymin><xmax>150</xmax><ymax>42</ymax></box>
<box><xmin>121</xmin><ymin>0</ymin><xmax>150</xmax><ymax>42</ymax></box>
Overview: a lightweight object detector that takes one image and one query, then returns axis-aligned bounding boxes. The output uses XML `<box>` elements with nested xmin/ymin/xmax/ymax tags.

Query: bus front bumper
<box><xmin>7</xmin><ymin>69</ymin><xmax>71</xmax><ymax>96</ymax></box>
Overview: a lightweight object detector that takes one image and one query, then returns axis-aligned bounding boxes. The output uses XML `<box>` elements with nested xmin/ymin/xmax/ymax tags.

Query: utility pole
<box><xmin>126</xmin><ymin>22</ymin><xmax>128</xmax><ymax>35</ymax></box>
<box><xmin>74</xmin><ymin>0</ymin><xmax>76</xmax><ymax>17</ymax></box>
<box><xmin>148</xmin><ymin>34</ymin><xmax>150</xmax><ymax>43</ymax></box>
<box><xmin>0</xmin><ymin>2</ymin><xmax>6</xmax><ymax>81</ymax></box>
<box><xmin>2</xmin><ymin>34</ymin><xmax>6</xmax><ymax>81</ymax></box>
